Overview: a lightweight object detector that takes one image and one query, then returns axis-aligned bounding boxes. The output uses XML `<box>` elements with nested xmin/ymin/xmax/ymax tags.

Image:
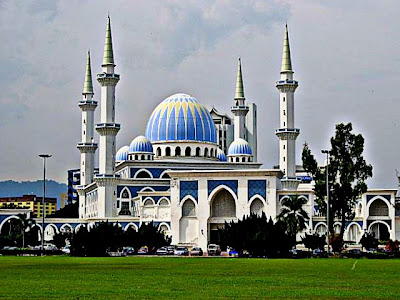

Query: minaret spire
<box><xmin>281</xmin><ymin>24</ymin><xmax>293</xmax><ymax>73</ymax></box>
<box><xmin>83</xmin><ymin>50</ymin><xmax>94</xmax><ymax>95</ymax></box>
<box><xmin>102</xmin><ymin>15</ymin><xmax>115</xmax><ymax>66</ymax></box>
<box><xmin>231</xmin><ymin>57</ymin><xmax>249</xmax><ymax>141</ymax></box>
<box><xmin>235</xmin><ymin>57</ymin><xmax>245</xmax><ymax>100</ymax></box>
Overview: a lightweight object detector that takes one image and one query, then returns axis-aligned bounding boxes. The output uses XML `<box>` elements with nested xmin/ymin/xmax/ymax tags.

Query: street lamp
<box><xmin>321</xmin><ymin>150</ymin><xmax>330</xmax><ymax>255</ymax></box>
<box><xmin>39</xmin><ymin>154</ymin><xmax>51</xmax><ymax>255</ymax></box>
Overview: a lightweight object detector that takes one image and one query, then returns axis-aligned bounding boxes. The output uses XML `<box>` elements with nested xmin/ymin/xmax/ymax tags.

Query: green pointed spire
<box><xmin>83</xmin><ymin>50</ymin><xmax>94</xmax><ymax>94</ymax></box>
<box><xmin>235</xmin><ymin>57</ymin><xmax>245</xmax><ymax>99</ymax></box>
<box><xmin>281</xmin><ymin>24</ymin><xmax>293</xmax><ymax>73</ymax></box>
<box><xmin>102</xmin><ymin>15</ymin><xmax>115</xmax><ymax>66</ymax></box>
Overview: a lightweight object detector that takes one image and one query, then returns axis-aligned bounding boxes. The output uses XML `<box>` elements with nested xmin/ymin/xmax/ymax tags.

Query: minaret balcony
<box><xmin>276</xmin><ymin>79</ymin><xmax>298</xmax><ymax>92</ymax></box>
<box><xmin>78</xmin><ymin>100</ymin><xmax>98</xmax><ymax>110</ymax></box>
<box><xmin>77</xmin><ymin>142</ymin><xmax>98</xmax><ymax>153</ymax></box>
<box><xmin>95</xmin><ymin>123</ymin><xmax>120</xmax><ymax>136</ymax></box>
<box><xmin>275</xmin><ymin>128</ymin><xmax>300</xmax><ymax>140</ymax></box>
<box><xmin>231</xmin><ymin>105</ymin><xmax>249</xmax><ymax>114</ymax></box>
<box><xmin>97</xmin><ymin>73</ymin><xmax>120</xmax><ymax>86</ymax></box>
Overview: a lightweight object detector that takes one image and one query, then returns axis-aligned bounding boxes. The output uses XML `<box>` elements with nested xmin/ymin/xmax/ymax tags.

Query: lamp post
<box><xmin>39</xmin><ymin>154</ymin><xmax>51</xmax><ymax>255</ymax></box>
<box><xmin>321</xmin><ymin>150</ymin><xmax>330</xmax><ymax>255</ymax></box>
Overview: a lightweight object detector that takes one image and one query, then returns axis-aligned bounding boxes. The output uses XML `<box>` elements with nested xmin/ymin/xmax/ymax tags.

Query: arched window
<box><xmin>144</xmin><ymin>199</ymin><xmax>154</xmax><ymax>206</ymax></box>
<box><xmin>204</xmin><ymin>148</ymin><xmax>209</xmax><ymax>157</ymax></box>
<box><xmin>236</xmin><ymin>157</ymin><xmax>239</xmax><ymax>162</ymax></box>
<box><xmin>182</xmin><ymin>199</ymin><xmax>196</xmax><ymax>217</ymax></box>
<box><xmin>159</xmin><ymin>199</ymin><xmax>169</xmax><ymax>206</ymax></box>
<box><xmin>369</xmin><ymin>199</ymin><xmax>389</xmax><ymax>216</ymax></box>
<box><xmin>141</xmin><ymin>154</ymin><xmax>145</xmax><ymax>160</ymax></box>
<box><xmin>210</xmin><ymin>149</ymin><xmax>214</xmax><ymax>157</ymax></box>
<box><xmin>165</xmin><ymin>147</ymin><xmax>171</xmax><ymax>156</ymax></box>
<box><xmin>121</xmin><ymin>189</ymin><xmax>129</xmax><ymax>198</ymax></box>
<box><xmin>156</xmin><ymin>148</ymin><xmax>161</xmax><ymax>156</ymax></box>
<box><xmin>161</xmin><ymin>172</ymin><xmax>170</xmax><ymax>179</ymax></box>
<box><xmin>196</xmin><ymin>147</ymin><xmax>201</xmax><ymax>157</ymax></box>
<box><xmin>135</xmin><ymin>170</ymin><xmax>152</xmax><ymax>179</ymax></box>
<box><xmin>175</xmin><ymin>147</ymin><xmax>181</xmax><ymax>156</ymax></box>
<box><xmin>211</xmin><ymin>189</ymin><xmax>236</xmax><ymax>218</ymax></box>
<box><xmin>242</xmin><ymin>157</ymin><xmax>245</xmax><ymax>162</ymax></box>
<box><xmin>185</xmin><ymin>147</ymin><xmax>191</xmax><ymax>156</ymax></box>
<box><xmin>315</xmin><ymin>224</ymin><xmax>327</xmax><ymax>237</ymax></box>
<box><xmin>250</xmin><ymin>199</ymin><xmax>264</xmax><ymax>216</ymax></box>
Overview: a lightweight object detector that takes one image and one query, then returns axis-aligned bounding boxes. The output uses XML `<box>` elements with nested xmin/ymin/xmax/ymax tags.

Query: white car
<box><xmin>61</xmin><ymin>245</ymin><xmax>70</xmax><ymax>254</ymax></box>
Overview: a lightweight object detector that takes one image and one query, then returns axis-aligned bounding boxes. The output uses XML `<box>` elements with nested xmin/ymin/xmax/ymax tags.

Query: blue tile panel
<box><xmin>208</xmin><ymin>180</ymin><xmax>238</xmax><ymax>197</ymax></box>
<box><xmin>248</xmin><ymin>180</ymin><xmax>266</xmax><ymax>201</ymax></box>
<box><xmin>366</xmin><ymin>194</ymin><xmax>391</xmax><ymax>203</ymax></box>
<box><xmin>117</xmin><ymin>185</ymin><xmax>170</xmax><ymax>198</ymax></box>
<box><xmin>180</xmin><ymin>181</ymin><xmax>198</xmax><ymax>202</ymax></box>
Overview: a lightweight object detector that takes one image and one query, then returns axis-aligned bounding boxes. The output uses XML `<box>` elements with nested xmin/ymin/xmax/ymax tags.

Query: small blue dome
<box><xmin>129</xmin><ymin>135</ymin><xmax>153</xmax><ymax>153</ymax></box>
<box><xmin>228</xmin><ymin>138</ymin><xmax>252</xmax><ymax>156</ymax></box>
<box><xmin>116</xmin><ymin>145</ymin><xmax>129</xmax><ymax>161</ymax></box>
<box><xmin>216</xmin><ymin>148</ymin><xmax>227</xmax><ymax>161</ymax></box>
<box><xmin>145</xmin><ymin>93</ymin><xmax>217</xmax><ymax>144</ymax></box>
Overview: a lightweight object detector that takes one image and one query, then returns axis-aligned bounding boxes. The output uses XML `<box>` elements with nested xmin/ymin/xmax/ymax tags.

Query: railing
<box><xmin>276</xmin><ymin>80</ymin><xmax>298</xmax><ymax>84</ymax></box>
<box><xmin>97</xmin><ymin>73</ymin><xmax>120</xmax><ymax>79</ymax></box>
<box><xmin>275</xmin><ymin>128</ymin><xmax>300</xmax><ymax>133</ymax></box>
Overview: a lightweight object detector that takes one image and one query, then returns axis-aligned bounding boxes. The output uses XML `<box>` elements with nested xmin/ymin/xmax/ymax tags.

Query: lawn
<box><xmin>0</xmin><ymin>256</ymin><xmax>399</xmax><ymax>299</ymax></box>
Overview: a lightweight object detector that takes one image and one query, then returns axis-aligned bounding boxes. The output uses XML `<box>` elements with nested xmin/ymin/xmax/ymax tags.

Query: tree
<box><xmin>17</xmin><ymin>213</ymin><xmax>36</xmax><ymax>248</ymax></box>
<box><xmin>302</xmin><ymin>123</ymin><xmax>372</xmax><ymax>241</ymax></box>
<box><xmin>360</xmin><ymin>232</ymin><xmax>378</xmax><ymax>251</ymax></box>
<box><xmin>277</xmin><ymin>195</ymin><xmax>309</xmax><ymax>246</ymax></box>
<box><xmin>302</xmin><ymin>233</ymin><xmax>326</xmax><ymax>251</ymax></box>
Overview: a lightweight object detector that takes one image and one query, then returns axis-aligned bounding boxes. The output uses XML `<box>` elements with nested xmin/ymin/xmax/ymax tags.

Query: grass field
<box><xmin>1</xmin><ymin>256</ymin><xmax>400</xmax><ymax>299</ymax></box>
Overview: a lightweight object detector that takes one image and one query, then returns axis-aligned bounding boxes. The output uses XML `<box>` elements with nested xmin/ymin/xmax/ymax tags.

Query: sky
<box><xmin>0</xmin><ymin>0</ymin><xmax>399</xmax><ymax>189</ymax></box>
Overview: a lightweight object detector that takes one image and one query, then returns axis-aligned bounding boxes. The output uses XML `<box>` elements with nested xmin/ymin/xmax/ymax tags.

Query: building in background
<box><xmin>0</xmin><ymin>195</ymin><xmax>57</xmax><ymax>217</ymax></box>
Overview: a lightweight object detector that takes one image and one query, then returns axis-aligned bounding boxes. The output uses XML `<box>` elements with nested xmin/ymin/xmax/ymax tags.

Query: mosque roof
<box><xmin>228</xmin><ymin>138</ymin><xmax>252</xmax><ymax>156</ymax></box>
<box><xmin>129</xmin><ymin>135</ymin><xmax>153</xmax><ymax>153</ymax></box>
<box><xmin>145</xmin><ymin>93</ymin><xmax>217</xmax><ymax>144</ymax></box>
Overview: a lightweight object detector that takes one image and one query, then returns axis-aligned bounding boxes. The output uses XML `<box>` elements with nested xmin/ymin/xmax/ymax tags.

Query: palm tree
<box><xmin>17</xmin><ymin>213</ymin><xmax>36</xmax><ymax>248</ymax></box>
<box><xmin>277</xmin><ymin>195</ymin><xmax>309</xmax><ymax>245</ymax></box>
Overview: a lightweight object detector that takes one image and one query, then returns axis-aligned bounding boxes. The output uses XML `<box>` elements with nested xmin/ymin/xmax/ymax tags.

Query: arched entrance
<box><xmin>369</xmin><ymin>222</ymin><xmax>390</xmax><ymax>241</ymax></box>
<box><xmin>208</xmin><ymin>188</ymin><xmax>237</xmax><ymax>243</ymax></box>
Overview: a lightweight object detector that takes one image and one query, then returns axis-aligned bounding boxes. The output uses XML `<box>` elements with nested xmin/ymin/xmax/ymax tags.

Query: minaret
<box><xmin>275</xmin><ymin>25</ymin><xmax>300</xmax><ymax>190</ymax></box>
<box><xmin>231</xmin><ymin>58</ymin><xmax>249</xmax><ymax>140</ymax></box>
<box><xmin>95</xmin><ymin>16</ymin><xmax>121</xmax><ymax>218</ymax></box>
<box><xmin>77</xmin><ymin>51</ymin><xmax>98</xmax><ymax>186</ymax></box>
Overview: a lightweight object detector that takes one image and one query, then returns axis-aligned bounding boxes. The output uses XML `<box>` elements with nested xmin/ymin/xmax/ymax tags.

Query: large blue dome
<box><xmin>145</xmin><ymin>93</ymin><xmax>217</xmax><ymax>143</ymax></box>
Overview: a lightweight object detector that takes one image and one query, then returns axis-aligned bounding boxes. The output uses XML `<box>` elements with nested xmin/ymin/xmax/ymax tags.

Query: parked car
<box><xmin>156</xmin><ymin>247</ymin><xmax>169</xmax><ymax>255</ymax></box>
<box><xmin>228</xmin><ymin>249</ymin><xmax>239</xmax><ymax>257</ymax></box>
<box><xmin>123</xmin><ymin>246</ymin><xmax>135</xmax><ymax>255</ymax></box>
<box><xmin>207</xmin><ymin>244</ymin><xmax>221</xmax><ymax>256</ymax></box>
<box><xmin>312</xmin><ymin>248</ymin><xmax>324</xmax><ymax>258</ymax></box>
<box><xmin>342</xmin><ymin>249</ymin><xmax>362</xmax><ymax>258</ymax></box>
<box><xmin>43</xmin><ymin>244</ymin><xmax>57</xmax><ymax>251</ymax></box>
<box><xmin>167</xmin><ymin>246</ymin><xmax>175</xmax><ymax>255</ymax></box>
<box><xmin>190</xmin><ymin>247</ymin><xmax>203</xmax><ymax>256</ymax></box>
<box><xmin>174</xmin><ymin>246</ymin><xmax>189</xmax><ymax>256</ymax></box>
<box><xmin>138</xmin><ymin>246</ymin><xmax>149</xmax><ymax>255</ymax></box>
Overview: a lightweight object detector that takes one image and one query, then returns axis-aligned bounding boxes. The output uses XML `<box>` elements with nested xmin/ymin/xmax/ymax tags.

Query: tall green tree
<box><xmin>17</xmin><ymin>213</ymin><xmax>35</xmax><ymax>248</ymax></box>
<box><xmin>302</xmin><ymin>123</ymin><xmax>372</xmax><ymax>240</ymax></box>
<box><xmin>277</xmin><ymin>195</ymin><xmax>309</xmax><ymax>245</ymax></box>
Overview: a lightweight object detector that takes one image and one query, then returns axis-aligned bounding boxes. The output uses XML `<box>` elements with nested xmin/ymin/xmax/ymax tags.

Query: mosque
<box><xmin>1</xmin><ymin>17</ymin><xmax>399</xmax><ymax>248</ymax></box>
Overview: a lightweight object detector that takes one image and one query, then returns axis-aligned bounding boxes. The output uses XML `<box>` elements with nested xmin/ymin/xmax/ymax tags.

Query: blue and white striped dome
<box><xmin>116</xmin><ymin>145</ymin><xmax>129</xmax><ymax>161</ymax></box>
<box><xmin>228</xmin><ymin>138</ymin><xmax>252</xmax><ymax>156</ymax></box>
<box><xmin>216</xmin><ymin>148</ymin><xmax>227</xmax><ymax>161</ymax></box>
<box><xmin>145</xmin><ymin>93</ymin><xmax>217</xmax><ymax>144</ymax></box>
<box><xmin>129</xmin><ymin>135</ymin><xmax>153</xmax><ymax>153</ymax></box>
